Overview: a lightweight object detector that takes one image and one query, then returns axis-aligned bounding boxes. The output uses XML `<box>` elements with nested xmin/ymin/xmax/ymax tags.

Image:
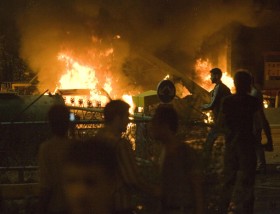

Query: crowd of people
<box><xmin>37</xmin><ymin>68</ymin><xmax>274</xmax><ymax>214</ymax></box>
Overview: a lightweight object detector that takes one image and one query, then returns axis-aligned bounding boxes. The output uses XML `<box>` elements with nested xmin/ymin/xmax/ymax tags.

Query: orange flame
<box><xmin>195</xmin><ymin>58</ymin><xmax>213</xmax><ymax>91</ymax></box>
<box><xmin>57</xmin><ymin>53</ymin><xmax>111</xmax><ymax>106</ymax></box>
<box><xmin>122</xmin><ymin>94</ymin><xmax>135</xmax><ymax>114</ymax></box>
<box><xmin>58</xmin><ymin>54</ymin><xmax>98</xmax><ymax>89</ymax></box>
<box><xmin>221</xmin><ymin>71</ymin><xmax>234</xmax><ymax>93</ymax></box>
<box><xmin>56</xmin><ymin>52</ymin><xmax>134</xmax><ymax>112</ymax></box>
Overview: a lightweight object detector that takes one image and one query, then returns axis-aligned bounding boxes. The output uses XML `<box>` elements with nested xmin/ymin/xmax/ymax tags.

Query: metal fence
<box><xmin>0</xmin><ymin>117</ymin><xmax>219</xmax><ymax>213</ymax></box>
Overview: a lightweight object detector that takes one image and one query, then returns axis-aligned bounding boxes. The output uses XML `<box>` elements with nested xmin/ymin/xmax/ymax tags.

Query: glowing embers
<box><xmin>203</xmin><ymin>111</ymin><xmax>214</xmax><ymax>124</ymax></box>
<box><xmin>263</xmin><ymin>99</ymin><xmax>269</xmax><ymax>109</ymax></box>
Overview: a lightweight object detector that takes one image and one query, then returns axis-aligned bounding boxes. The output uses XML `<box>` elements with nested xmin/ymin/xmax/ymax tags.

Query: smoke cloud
<box><xmin>16</xmin><ymin>0</ymin><xmax>259</xmax><ymax>94</ymax></box>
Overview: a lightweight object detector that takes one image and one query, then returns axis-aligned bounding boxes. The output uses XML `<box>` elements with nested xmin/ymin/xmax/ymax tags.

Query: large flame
<box><xmin>56</xmin><ymin>52</ymin><xmax>134</xmax><ymax>113</ymax></box>
<box><xmin>56</xmin><ymin>53</ymin><xmax>233</xmax><ymax>116</ymax></box>
<box><xmin>57</xmin><ymin>53</ymin><xmax>111</xmax><ymax>106</ymax></box>
<box><xmin>221</xmin><ymin>71</ymin><xmax>234</xmax><ymax>93</ymax></box>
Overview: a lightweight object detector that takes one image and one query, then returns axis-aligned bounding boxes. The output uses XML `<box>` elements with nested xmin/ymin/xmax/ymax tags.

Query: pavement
<box><xmin>201</xmin><ymin>125</ymin><xmax>280</xmax><ymax>214</ymax></box>
<box><xmin>254</xmin><ymin>124</ymin><xmax>280</xmax><ymax>213</ymax></box>
<box><xmin>255</xmin><ymin>168</ymin><xmax>280</xmax><ymax>213</ymax></box>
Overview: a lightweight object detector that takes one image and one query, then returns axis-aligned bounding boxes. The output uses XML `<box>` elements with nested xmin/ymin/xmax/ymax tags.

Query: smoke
<box><xmin>16</xmin><ymin>0</ymin><xmax>258</xmax><ymax>93</ymax></box>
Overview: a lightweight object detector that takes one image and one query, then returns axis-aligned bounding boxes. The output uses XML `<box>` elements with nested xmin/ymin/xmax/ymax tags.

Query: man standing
<box><xmin>219</xmin><ymin>71</ymin><xmax>262</xmax><ymax>214</ymax></box>
<box><xmin>151</xmin><ymin>104</ymin><xmax>204</xmax><ymax>214</ymax></box>
<box><xmin>95</xmin><ymin>99</ymin><xmax>154</xmax><ymax>213</ymax></box>
<box><xmin>38</xmin><ymin>104</ymin><xmax>71</xmax><ymax>214</ymax></box>
<box><xmin>250</xmin><ymin>73</ymin><xmax>273</xmax><ymax>174</ymax></box>
<box><xmin>202</xmin><ymin>68</ymin><xmax>231</xmax><ymax>156</ymax></box>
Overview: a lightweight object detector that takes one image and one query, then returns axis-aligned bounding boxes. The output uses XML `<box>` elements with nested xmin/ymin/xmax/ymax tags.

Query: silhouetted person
<box><xmin>95</xmin><ymin>99</ymin><xmax>154</xmax><ymax>213</ymax></box>
<box><xmin>202</xmin><ymin>68</ymin><xmax>231</xmax><ymax>156</ymax></box>
<box><xmin>96</xmin><ymin>99</ymin><xmax>130</xmax><ymax>143</ymax></box>
<box><xmin>249</xmin><ymin>73</ymin><xmax>273</xmax><ymax>174</ymax></box>
<box><xmin>219</xmin><ymin>71</ymin><xmax>262</xmax><ymax>214</ymax></box>
<box><xmin>38</xmin><ymin>104</ymin><xmax>71</xmax><ymax>214</ymax></box>
<box><xmin>61</xmin><ymin>139</ymin><xmax>118</xmax><ymax>214</ymax></box>
<box><xmin>151</xmin><ymin>104</ymin><xmax>204</xmax><ymax>214</ymax></box>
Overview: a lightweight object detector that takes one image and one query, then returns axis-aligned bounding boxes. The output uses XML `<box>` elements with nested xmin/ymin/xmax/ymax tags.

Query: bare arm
<box><xmin>201</xmin><ymin>85</ymin><xmax>219</xmax><ymax>110</ymax></box>
<box><xmin>202</xmin><ymin>90</ymin><xmax>217</xmax><ymax>111</ymax></box>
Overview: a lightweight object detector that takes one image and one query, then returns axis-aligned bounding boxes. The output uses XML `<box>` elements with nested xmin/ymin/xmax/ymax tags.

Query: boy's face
<box><xmin>62</xmin><ymin>164</ymin><xmax>115</xmax><ymax>214</ymax></box>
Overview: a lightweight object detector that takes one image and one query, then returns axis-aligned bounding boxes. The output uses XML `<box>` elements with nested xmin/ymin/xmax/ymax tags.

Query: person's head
<box><xmin>62</xmin><ymin>139</ymin><xmax>117</xmax><ymax>214</ymax></box>
<box><xmin>104</xmin><ymin>99</ymin><xmax>130</xmax><ymax>133</ymax></box>
<box><xmin>210</xmin><ymin>68</ymin><xmax>222</xmax><ymax>84</ymax></box>
<box><xmin>234</xmin><ymin>70</ymin><xmax>252</xmax><ymax>94</ymax></box>
<box><xmin>151</xmin><ymin>104</ymin><xmax>179</xmax><ymax>142</ymax></box>
<box><xmin>48</xmin><ymin>104</ymin><xmax>70</xmax><ymax>137</ymax></box>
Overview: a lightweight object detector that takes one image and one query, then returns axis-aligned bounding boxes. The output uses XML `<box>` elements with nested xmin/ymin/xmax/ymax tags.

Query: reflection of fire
<box><xmin>55</xmin><ymin>52</ymin><xmax>134</xmax><ymax>113</ymax></box>
<box><xmin>195</xmin><ymin>58</ymin><xmax>234</xmax><ymax>93</ymax></box>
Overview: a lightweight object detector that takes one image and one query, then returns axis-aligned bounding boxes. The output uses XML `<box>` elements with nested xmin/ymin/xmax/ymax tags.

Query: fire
<box><xmin>55</xmin><ymin>52</ymin><xmax>135</xmax><ymax>113</ymax></box>
<box><xmin>57</xmin><ymin>53</ymin><xmax>111</xmax><ymax>106</ymax></box>
<box><xmin>58</xmin><ymin>54</ymin><xmax>98</xmax><ymax>90</ymax></box>
<box><xmin>204</xmin><ymin>112</ymin><xmax>214</xmax><ymax>124</ymax></box>
<box><xmin>56</xmin><ymin>53</ymin><xmax>235</xmax><ymax>117</ymax></box>
<box><xmin>103</xmin><ymin>77</ymin><xmax>112</xmax><ymax>95</ymax></box>
<box><xmin>122</xmin><ymin>94</ymin><xmax>135</xmax><ymax>114</ymax></box>
<box><xmin>221</xmin><ymin>71</ymin><xmax>235</xmax><ymax>93</ymax></box>
<box><xmin>164</xmin><ymin>74</ymin><xmax>170</xmax><ymax>80</ymax></box>
<box><xmin>195</xmin><ymin>58</ymin><xmax>235</xmax><ymax>93</ymax></box>
<box><xmin>195</xmin><ymin>58</ymin><xmax>213</xmax><ymax>91</ymax></box>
